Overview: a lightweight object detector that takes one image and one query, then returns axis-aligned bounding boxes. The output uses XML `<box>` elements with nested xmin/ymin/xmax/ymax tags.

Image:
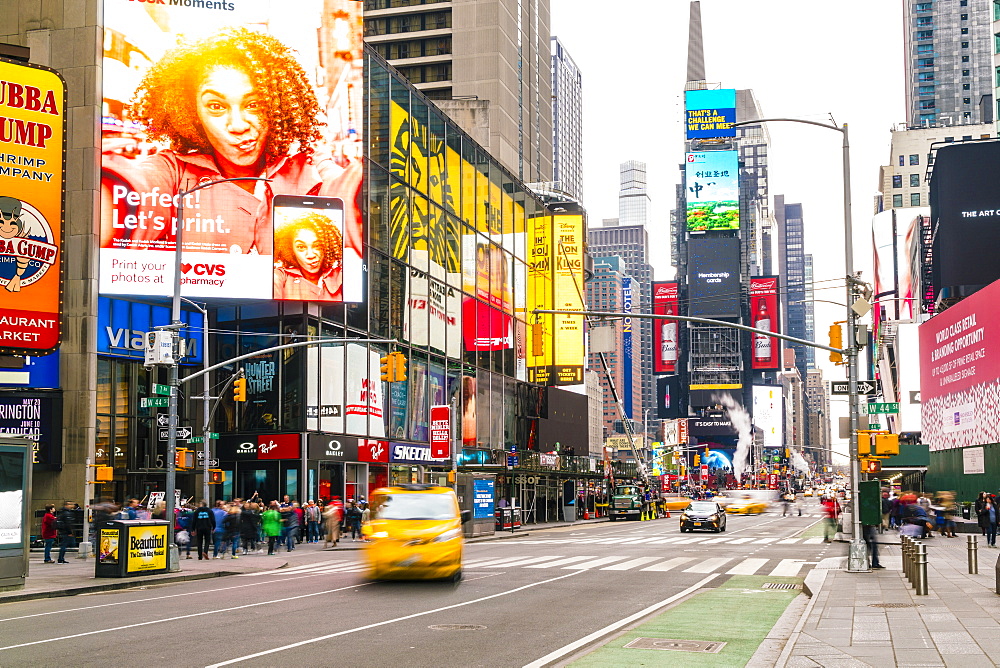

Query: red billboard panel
<box><xmin>430</xmin><ymin>405</ymin><xmax>451</xmax><ymax>459</ymax></box>
<box><xmin>749</xmin><ymin>276</ymin><xmax>780</xmax><ymax>370</ymax></box>
<box><xmin>257</xmin><ymin>433</ymin><xmax>300</xmax><ymax>460</ymax></box>
<box><xmin>652</xmin><ymin>281</ymin><xmax>679</xmax><ymax>373</ymax></box>
<box><xmin>919</xmin><ymin>277</ymin><xmax>1000</xmax><ymax>451</ymax></box>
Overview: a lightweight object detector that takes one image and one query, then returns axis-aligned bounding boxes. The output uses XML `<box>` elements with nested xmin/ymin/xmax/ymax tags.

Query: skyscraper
<box><xmin>774</xmin><ymin>195</ymin><xmax>814</xmax><ymax>379</ymax></box>
<box><xmin>551</xmin><ymin>36</ymin><xmax>583</xmax><ymax>201</ymax></box>
<box><xmin>618</xmin><ymin>161</ymin><xmax>650</xmax><ymax>225</ymax></box>
<box><xmin>903</xmin><ymin>0</ymin><xmax>993</xmax><ymax>128</ymax></box>
<box><xmin>365</xmin><ymin>0</ymin><xmax>554</xmax><ymax>184</ymax></box>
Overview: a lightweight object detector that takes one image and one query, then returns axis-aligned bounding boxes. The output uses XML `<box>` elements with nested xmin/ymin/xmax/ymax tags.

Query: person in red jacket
<box><xmin>41</xmin><ymin>504</ymin><xmax>57</xmax><ymax>563</ymax></box>
<box><xmin>821</xmin><ymin>496</ymin><xmax>841</xmax><ymax>543</ymax></box>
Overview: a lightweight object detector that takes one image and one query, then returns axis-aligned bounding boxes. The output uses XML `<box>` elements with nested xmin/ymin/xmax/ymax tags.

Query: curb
<box><xmin>0</xmin><ymin>570</ymin><xmax>242</xmax><ymax>605</ymax></box>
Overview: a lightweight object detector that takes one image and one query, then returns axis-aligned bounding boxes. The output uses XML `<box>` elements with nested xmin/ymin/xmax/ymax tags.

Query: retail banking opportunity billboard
<box><xmin>749</xmin><ymin>276</ymin><xmax>780</xmax><ymax>370</ymax></box>
<box><xmin>99</xmin><ymin>0</ymin><xmax>364</xmax><ymax>302</ymax></box>
<box><xmin>919</xmin><ymin>277</ymin><xmax>1000</xmax><ymax>451</ymax></box>
<box><xmin>685</xmin><ymin>89</ymin><xmax>736</xmax><ymax>140</ymax></box>
<box><xmin>685</xmin><ymin>151</ymin><xmax>739</xmax><ymax>232</ymax></box>
<box><xmin>652</xmin><ymin>281</ymin><xmax>679</xmax><ymax>373</ymax></box>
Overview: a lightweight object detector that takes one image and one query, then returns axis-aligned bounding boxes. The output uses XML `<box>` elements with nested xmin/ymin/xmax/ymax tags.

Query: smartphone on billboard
<box><xmin>272</xmin><ymin>195</ymin><xmax>346</xmax><ymax>302</ymax></box>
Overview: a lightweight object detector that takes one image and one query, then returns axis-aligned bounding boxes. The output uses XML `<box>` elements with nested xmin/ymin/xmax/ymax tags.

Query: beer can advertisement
<box><xmin>98</xmin><ymin>0</ymin><xmax>364</xmax><ymax>302</ymax></box>
<box><xmin>125</xmin><ymin>524</ymin><xmax>168</xmax><ymax>573</ymax></box>
<box><xmin>652</xmin><ymin>281</ymin><xmax>679</xmax><ymax>373</ymax></box>
<box><xmin>749</xmin><ymin>276</ymin><xmax>780</xmax><ymax>370</ymax></box>
<box><xmin>0</xmin><ymin>59</ymin><xmax>66</xmax><ymax>355</ymax></box>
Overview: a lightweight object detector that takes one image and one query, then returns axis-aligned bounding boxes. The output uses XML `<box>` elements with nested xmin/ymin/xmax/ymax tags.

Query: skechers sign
<box><xmin>390</xmin><ymin>442</ymin><xmax>448</xmax><ymax>464</ymax></box>
<box><xmin>98</xmin><ymin>296</ymin><xmax>203</xmax><ymax>363</ymax></box>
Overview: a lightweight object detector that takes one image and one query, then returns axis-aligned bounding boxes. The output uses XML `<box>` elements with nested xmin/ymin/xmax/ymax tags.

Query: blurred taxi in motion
<box><xmin>725</xmin><ymin>495</ymin><xmax>769</xmax><ymax>515</ymax></box>
<box><xmin>661</xmin><ymin>495</ymin><xmax>694</xmax><ymax>512</ymax></box>
<box><xmin>362</xmin><ymin>484</ymin><xmax>469</xmax><ymax>582</ymax></box>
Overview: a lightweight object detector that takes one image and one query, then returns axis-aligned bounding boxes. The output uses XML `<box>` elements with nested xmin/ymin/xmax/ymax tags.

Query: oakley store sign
<box><xmin>307</xmin><ymin>434</ymin><xmax>359</xmax><ymax>461</ymax></box>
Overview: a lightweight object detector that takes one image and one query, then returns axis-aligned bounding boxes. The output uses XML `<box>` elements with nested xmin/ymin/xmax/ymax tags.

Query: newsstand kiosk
<box><xmin>95</xmin><ymin>519</ymin><xmax>170</xmax><ymax>578</ymax></box>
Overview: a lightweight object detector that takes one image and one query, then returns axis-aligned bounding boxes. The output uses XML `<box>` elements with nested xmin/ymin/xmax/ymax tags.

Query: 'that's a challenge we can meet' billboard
<box><xmin>99</xmin><ymin>0</ymin><xmax>364</xmax><ymax>303</ymax></box>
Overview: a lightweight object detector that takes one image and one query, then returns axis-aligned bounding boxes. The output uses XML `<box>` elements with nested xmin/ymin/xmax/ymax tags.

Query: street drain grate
<box><xmin>761</xmin><ymin>582</ymin><xmax>802</xmax><ymax>590</ymax></box>
<box><xmin>428</xmin><ymin>624</ymin><xmax>487</xmax><ymax>631</ymax></box>
<box><xmin>624</xmin><ymin>638</ymin><xmax>726</xmax><ymax>654</ymax></box>
<box><xmin>868</xmin><ymin>603</ymin><xmax>924</xmax><ymax>608</ymax></box>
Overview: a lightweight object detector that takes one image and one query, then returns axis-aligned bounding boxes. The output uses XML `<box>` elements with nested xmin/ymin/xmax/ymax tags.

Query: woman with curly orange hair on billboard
<box><xmin>273</xmin><ymin>210</ymin><xmax>344</xmax><ymax>301</ymax></box>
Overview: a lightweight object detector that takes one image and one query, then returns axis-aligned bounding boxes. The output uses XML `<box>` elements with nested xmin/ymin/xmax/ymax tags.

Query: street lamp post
<box><xmin>180</xmin><ymin>297</ymin><xmax>211</xmax><ymax>505</ymax></box>
<box><xmin>731</xmin><ymin>117</ymin><xmax>867</xmax><ymax>572</ymax></box>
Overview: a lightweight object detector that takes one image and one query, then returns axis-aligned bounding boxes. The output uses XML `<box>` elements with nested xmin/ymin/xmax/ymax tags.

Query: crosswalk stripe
<box><xmin>726</xmin><ymin>558</ymin><xmax>769</xmax><ymax>575</ymax></box>
<box><xmin>641</xmin><ymin>557</ymin><xmax>694</xmax><ymax>572</ymax></box>
<box><xmin>803</xmin><ymin>537</ymin><xmax>824</xmax><ymax>544</ymax></box>
<box><xmin>464</xmin><ymin>555</ymin><xmax>562</xmax><ymax>568</ymax></box>
<box><xmin>563</xmin><ymin>556</ymin><xmax>629</xmax><ymax>570</ymax></box>
<box><xmin>725</xmin><ymin>537</ymin><xmax>755</xmax><ymax>544</ymax></box>
<box><xmin>525</xmin><ymin>555</ymin><xmax>597</xmax><ymax>569</ymax></box>
<box><xmin>600</xmin><ymin>556</ymin><xmax>662</xmax><ymax>571</ymax></box>
<box><xmin>769</xmin><ymin>559</ymin><xmax>807</xmax><ymax>577</ymax></box>
<box><xmin>776</xmin><ymin>538</ymin><xmax>800</xmax><ymax>544</ymax></box>
<box><xmin>647</xmin><ymin>537</ymin><xmax>683</xmax><ymax>544</ymax></box>
<box><xmin>482</xmin><ymin>555</ymin><xmax>572</xmax><ymax>568</ymax></box>
<box><xmin>752</xmin><ymin>538</ymin><xmax>778</xmax><ymax>544</ymax></box>
<box><xmin>683</xmin><ymin>557</ymin><xmax>732</xmax><ymax>573</ymax></box>
<box><xmin>235</xmin><ymin>562</ymin><xmax>349</xmax><ymax>577</ymax></box>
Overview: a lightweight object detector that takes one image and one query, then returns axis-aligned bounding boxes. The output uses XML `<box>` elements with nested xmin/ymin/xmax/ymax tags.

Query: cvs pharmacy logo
<box><xmin>180</xmin><ymin>262</ymin><xmax>226</xmax><ymax>276</ymax></box>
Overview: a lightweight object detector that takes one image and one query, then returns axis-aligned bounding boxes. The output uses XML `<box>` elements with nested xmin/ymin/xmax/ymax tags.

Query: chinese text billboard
<box><xmin>749</xmin><ymin>276</ymin><xmax>780</xmax><ymax>370</ymax></box>
<box><xmin>99</xmin><ymin>1</ymin><xmax>364</xmax><ymax>301</ymax></box>
<box><xmin>685</xmin><ymin>151</ymin><xmax>739</xmax><ymax>232</ymax></box>
<box><xmin>0</xmin><ymin>59</ymin><xmax>65</xmax><ymax>355</ymax></box>
<box><xmin>652</xmin><ymin>281</ymin><xmax>679</xmax><ymax>373</ymax></box>
<box><xmin>685</xmin><ymin>89</ymin><xmax>736</xmax><ymax>139</ymax></box>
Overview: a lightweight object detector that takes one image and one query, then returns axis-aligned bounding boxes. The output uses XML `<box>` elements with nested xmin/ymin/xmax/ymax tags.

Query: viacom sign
<box><xmin>98</xmin><ymin>296</ymin><xmax>204</xmax><ymax>363</ymax></box>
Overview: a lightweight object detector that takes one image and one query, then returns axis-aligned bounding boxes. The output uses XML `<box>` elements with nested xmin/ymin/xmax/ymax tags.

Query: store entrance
<box><xmin>237</xmin><ymin>461</ymin><xmax>280</xmax><ymax>504</ymax></box>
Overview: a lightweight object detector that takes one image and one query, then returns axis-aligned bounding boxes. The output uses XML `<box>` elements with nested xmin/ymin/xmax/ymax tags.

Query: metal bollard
<box><xmin>902</xmin><ymin>536</ymin><xmax>912</xmax><ymax>582</ymax></box>
<box><xmin>968</xmin><ymin>535</ymin><xmax>979</xmax><ymax>575</ymax></box>
<box><xmin>915</xmin><ymin>543</ymin><xmax>928</xmax><ymax>595</ymax></box>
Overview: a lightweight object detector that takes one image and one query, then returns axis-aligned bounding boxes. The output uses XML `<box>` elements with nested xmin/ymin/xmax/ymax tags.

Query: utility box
<box><xmin>858</xmin><ymin>479</ymin><xmax>882</xmax><ymax>526</ymax></box>
<box><xmin>95</xmin><ymin>520</ymin><xmax>170</xmax><ymax>578</ymax></box>
<box><xmin>0</xmin><ymin>437</ymin><xmax>32</xmax><ymax>592</ymax></box>
<box><xmin>456</xmin><ymin>473</ymin><xmax>495</xmax><ymax>538</ymax></box>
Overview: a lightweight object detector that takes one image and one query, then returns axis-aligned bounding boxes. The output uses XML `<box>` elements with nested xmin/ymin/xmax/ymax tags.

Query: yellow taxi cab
<box><xmin>725</xmin><ymin>495</ymin><xmax>769</xmax><ymax>515</ymax></box>
<box><xmin>361</xmin><ymin>484</ymin><xmax>469</xmax><ymax>582</ymax></box>
<box><xmin>660</xmin><ymin>495</ymin><xmax>694</xmax><ymax>512</ymax></box>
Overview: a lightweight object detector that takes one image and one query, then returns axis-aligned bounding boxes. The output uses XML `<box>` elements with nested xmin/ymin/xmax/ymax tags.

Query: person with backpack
<box><xmin>221</xmin><ymin>506</ymin><xmax>242</xmax><ymax>558</ymax></box>
<box><xmin>345</xmin><ymin>502</ymin><xmax>363</xmax><ymax>541</ymax></box>
<box><xmin>55</xmin><ymin>501</ymin><xmax>76</xmax><ymax>564</ymax></box>
<box><xmin>41</xmin><ymin>504</ymin><xmax>57</xmax><ymax>563</ymax></box>
<box><xmin>304</xmin><ymin>500</ymin><xmax>322</xmax><ymax>544</ymax></box>
<box><xmin>191</xmin><ymin>501</ymin><xmax>216</xmax><ymax>560</ymax></box>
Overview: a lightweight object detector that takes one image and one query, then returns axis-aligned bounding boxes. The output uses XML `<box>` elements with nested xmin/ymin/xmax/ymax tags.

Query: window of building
<box><xmin>893</xmin><ymin>194</ymin><xmax>903</xmax><ymax>208</ymax></box>
<box><xmin>964</xmin><ymin>97</ymin><xmax>971</xmax><ymax>104</ymax></box>
<box><xmin>909</xmin><ymin>154</ymin><xmax>920</xmax><ymax>166</ymax></box>
<box><xmin>962</xmin><ymin>28</ymin><xmax>969</xmax><ymax>34</ymax></box>
<box><xmin>996</xmin><ymin>0</ymin><xmax>1000</xmax><ymax>20</ymax></box>
<box><xmin>910</xmin><ymin>174</ymin><xmax>920</xmax><ymax>187</ymax></box>
<box><xmin>963</xmin><ymin>135</ymin><xmax>973</xmax><ymax>141</ymax></box>
<box><xmin>918</xmin><ymin>72</ymin><xmax>935</xmax><ymax>82</ymax></box>
<box><xmin>945</xmin><ymin>136</ymin><xmax>954</xmax><ymax>142</ymax></box>
<box><xmin>916</xmin><ymin>17</ymin><xmax>933</xmax><ymax>27</ymax></box>
<box><xmin>916</xmin><ymin>58</ymin><xmax>934</xmax><ymax>67</ymax></box>
<box><xmin>962</xmin><ymin>12</ymin><xmax>969</xmax><ymax>20</ymax></box>
<box><xmin>892</xmin><ymin>175</ymin><xmax>903</xmax><ymax>188</ymax></box>
<box><xmin>963</xmin><ymin>69</ymin><xmax>971</xmax><ymax>77</ymax></box>
<box><xmin>915</xmin><ymin>1</ymin><xmax>932</xmax><ymax>9</ymax></box>
<box><xmin>963</xmin><ymin>55</ymin><xmax>970</xmax><ymax>62</ymax></box>
<box><xmin>899</xmin><ymin>155</ymin><xmax>905</xmax><ymax>166</ymax></box>
<box><xmin>962</xmin><ymin>41</ymin><xmax>969</xmax><ymax>49</ymax></box>
<box><xmin>916</xmin><ymin>30</ymin><xmax>933</xmax><ymax>40</ymax></box>
<box><xmin>919</xmin><ymin>85</ymin><xmax>935</xmax><ymax>95</ymax></box>
<box><xmin>917</xmin><ymin>43</ymin><xmax>934</xmax><ymax>54</ymax></box>
<box><xmin>919</xmin><ymin>99</ymin><xmax>936</xmax><ymax>109</ymax></box>
<box><xmin>910</xmin><ymin>193</ymin><xmax>921</xmax><ymax>206</ymax></box>
<box><xmin>964</xmin><ymin>111</ymin><xmax>972</xmax><ymax>119</ymax></box>
<box><xmin>963</xmin><ymin>83</ymin><xmax>971</xmax><ymax>90</ymax></box>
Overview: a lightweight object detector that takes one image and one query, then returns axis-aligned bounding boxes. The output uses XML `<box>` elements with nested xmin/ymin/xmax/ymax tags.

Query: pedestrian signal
<box><xmin>864</xmin><ymin>459</ymin><xmax>882</xmax><ymax>473</ymax></box>
<box><xmin>828</xmin><ymin>324</ymin><xmax>844</xmax><ymax>364</ymax></box>
<box><xmin>207</xmin><ymin>469</ymin><xmax>225</xmax><ymax>484</ymax></box>
<box><xmin>874</xmin><ymin>433</ymin><xmax>899</xmax><ymax>457</ymax></box>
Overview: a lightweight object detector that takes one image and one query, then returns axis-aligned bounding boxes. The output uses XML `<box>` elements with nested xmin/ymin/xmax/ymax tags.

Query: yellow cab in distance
<box><xmin>725</xmin><ymin>495</ymin><xmax>769</xmax><ymax>515</ymax></box>
<box><xmin>361</xmin><ymin>484</ymin><xmax>470</xmax><ymax>582</ymax></box>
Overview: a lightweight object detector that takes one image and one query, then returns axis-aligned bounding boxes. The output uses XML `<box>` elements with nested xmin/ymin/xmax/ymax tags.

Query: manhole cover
<box><xmin>624</xmin><ymin>638</ymin><xmax>726</xmax><ymax>654</ymax></box>
<box><xmin>428</xmin><ymin>624</ymin><xmax>487</xmax><ymax>631</ymax></box>
<box><xmin>868</xmin><ymin>603</ymin><xmax>924</xmax><ymax>608</ymax></box>
<box><xmin>762</xmin><ymin>582</ymin><xmax>802</xmax><ymax>590</ymax></box>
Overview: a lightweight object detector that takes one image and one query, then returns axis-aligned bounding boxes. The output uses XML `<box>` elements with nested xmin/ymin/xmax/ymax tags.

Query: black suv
<box><xmin>679</xmin><ymin>501</ymin><xmax>727</xmax><ymax>532</ymax></box>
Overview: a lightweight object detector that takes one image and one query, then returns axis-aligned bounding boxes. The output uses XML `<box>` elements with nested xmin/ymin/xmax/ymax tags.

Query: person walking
<box><xmin>820</xmin><ymin>495</ymin><xmax>840</xmax><ymax>543</ymax></box>
<box><xmin>240</xmin><ymin>502</ymin><xmax>261</xmax><ymax>554</ymax></box>
<box><xmin>211</xmin><ymin>500</ymin><xmax>227</xmax><ymax>558</ymax></box>
<box><xmin>191</xmin><ymin>501</ymin><xmax>216</xmax><ymax>560</ymax></box>
<box><xmin>221</xmin><ymin>506</ymin><xmax>242</xmax><ymax>558</ymax></box>
<box><xmin>176</xmin><ymin>503</ymin><xmax>194</xmax><ymax>559</ymax></box>
<box><xmin>880</xmin><ymin>491</ymin><xmax>892</xmax><ymax>533</ymax></box>
<box><xmin>975</xmin><ymin>492</ymin><xmax>989</xmax><ymax>536</ymax></box>
<box><xmin>41</xmin><ymin>504</ymin><xmax>57</xmax><ymax>563</ymax></box>
<box><xmin>293</xmin><ymin>502</ymin><xmax>305</xmax><ymax>544</ymax></box>
<box><xmin>324</xmin><ymin>497</ymin><xmax>342</xmax><ymax>547</ymax></box>
<box><xmin>345</xmin><ymin>502</ymin><xmax>362</xmax><ymax>541</ymax></box>
<box><xmin>304</xmin><ymin>500</ymin><xmax>321</xmax><ymax>544</ymax></box>
<box><xmin>55</xmin><ymin>501</ymin><xmax>77</xmax><ymax>564</ymax></box>
<box><xmin>281</xmin><ymin>502</ymin><xmax>298</xmax><ymax>552</ymax></box>
<box><xmin>864</xmin><ymin>523</ymin><xmax>885</xmax><ymax>569</ymax></box>
<box><xmin>262</xmin><ymin>501</ymin><xmax>283</xmax><ymax>555</ymax></box>
<box><xmin>979</xmin><ymin>495</ymin><xmax>999</xmax><ymax>547</ymax></box>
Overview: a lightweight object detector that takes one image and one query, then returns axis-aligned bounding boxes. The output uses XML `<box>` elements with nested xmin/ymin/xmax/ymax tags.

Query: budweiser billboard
<box><xmin>652</xmin><ymin>281</ymin><xmax>679</xmax><ymax>373</ymax></box>
<box><xmin>749</xmin><ymin>276</ymin><xmax>780</xmax><ymax>370</ymax></box>
<box><xmin>919</xmin><ymin>277</ymin><xmax>1000</xmax><ymax>451</ymax></box>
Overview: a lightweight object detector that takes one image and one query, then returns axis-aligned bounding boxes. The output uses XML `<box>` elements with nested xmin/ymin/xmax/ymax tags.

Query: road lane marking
<box><xmin>525</xmin><ymin>556</ymin><xmax>597</xmax><ymax>568</ymax></box>
<box><xmin>725</xmin><ymin>537</ymin><xmax>756</xmax><ymax>544</ymax></box>
<box><xmin>803</xmin><ymin>537</ymin><xmax>824</xmax><ymax>544</ymax></box>
<box><xmin>726</xmin><ymin>558</ymin><xmax>769</xmax><ymax>575</ymax></box>
<box><xmin>464</xmin><ymin>555</ymin><xmax>563</xmax><ymax>568</ymax></box>
<box><xmin>206</xmin><ymin>570</ymin><xmax>588</xmax><ymax>667</ymax></box>
<box><xmin>521</xmin><ymin>574</ymin><xmax>720</xmax><ymax>668</ymax></box>
<box><xmin>751</xmin><ymin>538</ymin><xmax>778</xmax><ymax>544</ymax></box>
<box><xmin>769</xmin><ymin>559</ymin><xmax>807</xmax><ymax>577</ymax></box>
<box><xmin>562</xmin><ymin>556</ymin><xmax>627</xmax><ymax>570</ymax></box>
<box><xmin>683</xmin><ymin>558</ymin><xmax>731</xmax><ymax>573</ymax></box>
<box><xmin>482</xmin><ymin>555</ymin><xmax>573</xmax><ymax>568</ymax></box>
<box><xmin>641</xmin><ymin>557</ymin><xmax>694</xmax><ymax>572</ymax></box>
<box><xmin>236</xmin><ymin>562</ymin><xmax>350</xmax><ymax>577</ymax></box>
<box><xmin>777</xmin><ymin>538</ymin><xmax>800</xmax><ymax>544</ymax></box>
<box><xmin>599</xmin><ymin>557</ymin><xmax>661</xmax><ymax>571</ymax></box>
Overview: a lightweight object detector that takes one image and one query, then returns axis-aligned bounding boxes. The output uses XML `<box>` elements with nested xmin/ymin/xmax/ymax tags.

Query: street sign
<box><xmin>152</xmin><ymin>383</ymin><xmax>171</xmax><ymax>396</ymax></box>
<box><xmin>830</xmin><ymin>381</ymin><xmax>877</xmax><ymax>395</ymax></box>
<box><xmin>507</xmin><ymin>455</ymin><xmax>519</xmax><ymax>466</ymax></box>
<box><xmin>866</xmin><ymin>402</ymin><xmax>900</xmax><ymax>415</ymax></box>
<box><xmin>189</xmin><ymin>436</ymin><xmax>203</xmax><ymax>444</ymax></box>
<box><xmin>156</xmin><ymin>413</ymin><xmax>169</xmax><ymax>426</ymax></box>
<box><xmin>158</xmin><ymin>426</ymin><xmax>192</xmax><ymax>440</ymax></box>
<box><xmin>141</xmin><ymin>397</ymin><xmax>169</xmax><ymax>408</ymax></box>
<box><xmin>208</xmin><ymin>432</ymin><xmax>219</xmax><ymax>439</ymax></box>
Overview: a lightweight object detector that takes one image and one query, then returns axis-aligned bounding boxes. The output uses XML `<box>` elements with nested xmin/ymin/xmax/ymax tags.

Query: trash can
<box><xmin>962</xmin><ymin>505</ymin><xmax>972</xmax><ymax>520</ymax></box>
<box><xmin>95</xmin><ymin>519</ymin><xmax>170</xmax><ymax>578</ymax></box>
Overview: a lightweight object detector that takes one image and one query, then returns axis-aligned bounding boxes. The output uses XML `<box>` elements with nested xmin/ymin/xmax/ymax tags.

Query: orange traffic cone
<box><xmin>584</xmin><ymin>508</ymin><xmax>590</xmax><ymax>520</ymax></box>
<box><xmin>665</xmin><ymin>507</ymin><xmax>671</xmax><ymax>518</ymax></box>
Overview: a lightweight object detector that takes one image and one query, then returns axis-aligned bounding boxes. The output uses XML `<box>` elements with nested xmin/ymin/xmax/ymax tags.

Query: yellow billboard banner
<box><xmin>527</xmin><ymin>212</ymin><xmax>553</xmax><ymax>383</ymax></box>
<box><xmin>0</xmin><ymin>59</ymin><xmax>66</xmax><ymax>355</ymax></box>
<box><xmin>552</xmin><ymin>214</ymin><xmax>584</xmax><ymax>383</ymax></box>
<box><xmin>126</xmin><ymin>524</ymin><xmax>168</xmax><ymax>573</ymax></box>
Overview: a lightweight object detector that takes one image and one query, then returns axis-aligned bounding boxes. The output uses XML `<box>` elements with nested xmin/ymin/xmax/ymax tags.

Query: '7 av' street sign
<box><xmin>830</xmin><ymin>381</ymin><xmax>877</xmax><ymax>396</ymax></box>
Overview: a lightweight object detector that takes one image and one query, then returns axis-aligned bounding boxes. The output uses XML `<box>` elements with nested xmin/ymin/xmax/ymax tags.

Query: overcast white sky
<box><xmin>551</xmin><ymin>0</ymin><xmax>907</xmax><ymax>457</ymax></box>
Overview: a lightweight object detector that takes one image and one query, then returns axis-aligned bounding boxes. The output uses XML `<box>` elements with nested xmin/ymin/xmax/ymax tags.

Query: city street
<box><xmin>0</xmin><ymin>503</ymin><xmax>836</xmax><ymax>667</ymax></box>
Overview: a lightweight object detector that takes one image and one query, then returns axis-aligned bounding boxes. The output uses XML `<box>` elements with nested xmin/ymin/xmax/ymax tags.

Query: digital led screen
<box><xmin>685</xmin><ymin>89</ymin><xmax>736</xmax><ymax>139</ymax></box>
<box><xmin>686</xmin><ymin>151</ymin><xmax>739</xmax><ymax>232</ymax></box>
<box><xmin>653</xmin><ymin>281</ymin><xmax>679</xmax><ymax>373</ymax></box>
<box><xmin>749</xmin><ymin>276</ymin><xmax>780</xmax><ymax>370</ymax></box>
<box><xmin>687</xmin><ymin>237</ymin><xmax>741</xmax><ymax>318</ymax></box>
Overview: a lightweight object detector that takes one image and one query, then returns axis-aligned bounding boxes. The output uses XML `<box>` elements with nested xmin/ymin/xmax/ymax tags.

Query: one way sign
<box><xmin>159</xmin><ymin>426</ymin><xmax>193</xmax><ymax>441</ymax></box>
<box><xmin>830</xmin><ymin>380</ymin><xmax>877</xmax><ymax>396</ymax></box>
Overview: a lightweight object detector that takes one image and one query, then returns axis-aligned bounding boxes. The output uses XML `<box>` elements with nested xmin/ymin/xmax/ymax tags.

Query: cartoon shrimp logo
<box><xmin>0</xmin><ymin>196</ymin><xmax>58</xmax><ymax>293</ymax></box>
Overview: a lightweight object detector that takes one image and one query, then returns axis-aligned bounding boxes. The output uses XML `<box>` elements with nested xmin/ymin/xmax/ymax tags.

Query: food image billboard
<box><xmin>0</xmin><ymin>59</ymin><xmax>66</xmax><ymax>355</ymax></box>
<box><xmin>652</xmin><ymin>281</ymin><xmax>679</xmax><ymax>373</ymax></box>
<box><xmin>685</xmin><ymin>151</ymin><xmax>739</xmax><ymax>232</ymax></box>
<box><xmin>685</xmin><ymin>89</ymin><xmax>736</xmax><ymax>140</ymax></box>
<box><xmin>749</xmin><ymin>276</ymin><xmax>780</xmax><ymax>370</ymax></box>
<box><xmin>99</xmin><ymin>0</ymin><xmax>364</xmax><ymax>301</ymax></box>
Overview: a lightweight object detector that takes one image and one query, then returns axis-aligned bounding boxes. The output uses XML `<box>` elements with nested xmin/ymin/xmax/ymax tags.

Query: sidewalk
<box><xmin>1</xmin><ymin>517</ymin><xmax>611</xmax><ymax>605</ymax></box>
<box><xmin>773</xmin><ymin>533</ymin><xmax>1000</xmax><ymax>667</ymax></box>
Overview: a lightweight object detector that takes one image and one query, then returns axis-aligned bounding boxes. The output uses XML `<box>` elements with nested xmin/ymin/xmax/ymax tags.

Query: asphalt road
<box><xmin>0</xmin><ymin>500</ymin><xmax>838</xmax><ymax>667</ymax></box>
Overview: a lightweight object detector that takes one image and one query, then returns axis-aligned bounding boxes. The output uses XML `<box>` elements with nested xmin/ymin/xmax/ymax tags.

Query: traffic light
<box><xmin>531</xmin><ymin>322</ymin><xmax>544</xmax><ymax>357</ymax></box>
<box><xmin>857</xmin><ymin>431</ymin><xmax>872</xmax><ymax>457</ymax></box>
<box><xmin>380</xmin><ymin>353</ymin><xmax>394</xmax><ymax>382</ymax></box>
<box><xmin>693</xmin><ymin>454</ymin><xmax>700</xmax><ymax>466</ymax></box>
<box><xmin>392</xmin><ymin>351</ymin><xmax>407</xmax><ymax>382</ymax></box>
<box><xmin>874</xmin><ymin>432</ymin><xmax>900</xmax><ymax>457</ymax></box>
<box><xmin>176</xmin><ymin>448</ymin><xmax>194</xmax><ymax>470</ymax></box>
<box><xmin>828</xmin><ymin>324</ymin><xmax>844</xmax><ymax>364</ymax></box>
<box><xmin>864</xmin><ymin>459</ymin><xmax>882</xmax><ymax>473</ymax></box>
<box><xmin>233</xmin><ymin>376</ymin><xmax>247</xmax><ymax>402</ymax></box>
<box><xmin>207</xmin><ymin>469</ymin><xmax>225</xmax><ymax>484</ymax></box>
<box><xmin>95</xmin><ymin>465</ymin><xmax>113</xmax><ymax>482</ymax></box>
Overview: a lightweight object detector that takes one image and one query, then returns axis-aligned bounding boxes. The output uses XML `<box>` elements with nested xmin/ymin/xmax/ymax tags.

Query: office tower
<box><xmin>734</xmin><ymin>89</ymin><xmax>772</xmax><ymax>276</ymax></box>
<box><xmin>904</xmin><ymin>0</ymin><xmax>993</xmax><ymax>128</ymax></box>
<box><xmin>805</xmin><ymin>368</ymin><xmax>831</xmax><ymax>466</ymax></box>
<box><xmin>365</xmin><ymin>0</ymin><xmax>554</xmax><ymax>184</ymax></box>
<box><xmin>585</xmin><ymin>256</ymin><xmax>642</xmax><ymax>435</ymax></box>
<box><xmin>774</xmin><ymin>195</ymin><xmax>813</xmax><ymax>380</ymax></box>
<box><xmin>780</xmin><ymin>362</ymin><xmax>806</xmax><ymax>453</ymax></box>
<box><xmin>551</xmin><ymin>36</ymin><xmax>583</xmax><ymax>201</ymax></box>
<box><xmin>618</xmin><ymin>161</ymin><xmax>650</xmax><ymax>225</ymax></box>
<box><xmin>803</xmin><ymin>254</ymin><xmax>816</xmax><ymax>369</ymax></box>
